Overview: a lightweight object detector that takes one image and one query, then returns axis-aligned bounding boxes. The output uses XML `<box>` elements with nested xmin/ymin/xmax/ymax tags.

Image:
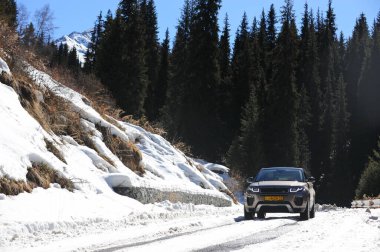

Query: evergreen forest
<box><xmin>2</xmin><ymin>0</ymin><xmax>380</xmax><ymax>205</ymax></box>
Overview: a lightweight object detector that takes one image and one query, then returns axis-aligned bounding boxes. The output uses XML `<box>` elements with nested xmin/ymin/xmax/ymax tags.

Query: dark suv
<box><xmin>244</xmin><ymin>167</ymin><xmax>316</xmax><ymax>221</ymax></box>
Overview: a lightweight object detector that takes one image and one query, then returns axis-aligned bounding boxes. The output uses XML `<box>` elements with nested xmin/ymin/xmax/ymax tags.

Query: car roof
<box><xmin>260</xmin><ymin>167</ymin><xmax>304</xmax><ymax>171</ymax></box>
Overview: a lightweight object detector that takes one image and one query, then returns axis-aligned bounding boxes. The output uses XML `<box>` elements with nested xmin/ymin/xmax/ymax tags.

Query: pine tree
<box><xmin>346</xmin><ymin>13</ymin><xmax>371</xmax><ymax>188</ymax></box>
<box><xmin>297</xmin><ymin>4</ymin><xmax>321</xmax><ymax>173</ymax></box>
<box><xmin>161</xmin><ymin>0</ymin><xmax>194</xmax><ymax>137</ymax></box>
<box><xmin>156</xmin><ymin>29</ymin><xmax>170</xmax><ymax>115</ymax></box>
<box><xmin>257</xmin><ymin>10</ymin><xmax>267</xmax><ymax>72</ymax></box>
<box><xmin>84</xmin><ymin>12</ymin><xmax>103</xmax><ymax>73</ymax></box>
<box><xmin>21</xmin><ymin>22</ymin><xmax>36</xmax><ymax>47</ymax></box>
<box><xmin>333</xmin><ymin>73</ymin><xmax>350</xmax><ymax>205</ymax></box>
<box><xmin>337</xmin><ymin>32</ymin><xmax>346</xmax><ymax>73</ymax></box>
<box><xmin>217</xmin><ymin>13</ymin><xmax>234</xmax><ymax>155</ymax></box>
<box><xmin>67</xmin><ymin>47</ymin><xmax>80</xmax><ymax>71</ymax></box>
<box><xmin>118</xmin><ymin>0</ymin><xmax>148</xmax><ymax>116</ymax></box>
<box><xmin>230</xmin><ymin>13</ymin><xmax>252</xmax><ymax>135</ymax></box>
<box><xmin>227</xmin><ymin>88</ymin><xmax>262</xmax><ymax>176</ymax></box>
<box><xmin>265</xmin><ymin>4</ymin><xmax>277</xmax><ymax>82</ymax></box>
<box><xmin>264</xmin><ymin>0</ymin><xmax>299</xmax><ymax>166</ymax></box>
<box><xmin>357</xmin><ymin>12</ymin><xmax>380</xmax><ymax>183</ymax></box>
<box><xmin>142</xmin><ymin>0</ymin><xmax>160</xmax><ymax>121</ymax></box>
<box><xmin>181</xmin><ymin>0</ymin><xmax>222</xmax><ymax>160</ymax></box>
<box><xmin>227</xmin><ymin>14</ymin><xmax>266</xmax><ymax>175</ymax></box>
<box><xmin>96</xmin><ymin>10</ymin><xmax>124</xmax><ymax>100</ymax></box>
<box><xmin>356</xmin><ymin>137</ymin><xmax>380</xmax><ymax>198</ymax></box>
<box><xmin>314</xmin><ymin>1</ymin><xmax>341</xmax><ymax>202</ymax></box>
<box><xmin>219</xmin><ymin>14</ymin><xmax>231</xmax><ymax>82</ymax></box>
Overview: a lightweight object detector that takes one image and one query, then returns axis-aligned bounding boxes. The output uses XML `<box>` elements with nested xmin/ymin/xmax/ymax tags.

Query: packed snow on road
<box><xmin>1</xmin><ymin>200</ymin><xmax>379</xmax><ymax>252</ymax></box>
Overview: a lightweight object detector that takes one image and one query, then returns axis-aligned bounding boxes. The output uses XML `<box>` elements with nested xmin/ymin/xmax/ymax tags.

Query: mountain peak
<box><xmin>55</xmin><ymin>30</ymin><xmax>92</xmax><ymax>64</ymax></box>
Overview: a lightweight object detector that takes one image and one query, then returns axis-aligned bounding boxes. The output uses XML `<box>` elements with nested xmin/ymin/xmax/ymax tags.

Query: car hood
<box><xmin>251</xmin><ymin>181</ymin><xmax>306</xmax><ymax>187</ymax></box>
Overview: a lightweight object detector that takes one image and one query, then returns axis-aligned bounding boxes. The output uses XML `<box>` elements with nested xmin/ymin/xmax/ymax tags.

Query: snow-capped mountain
<box><xmin>55</xmin><ymin>30</ymin><xmax>92</xmax><ymax>64</ymax></box>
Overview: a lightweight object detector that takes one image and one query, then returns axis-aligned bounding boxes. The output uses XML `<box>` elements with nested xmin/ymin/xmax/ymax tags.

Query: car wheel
<box><xmin>257</xmin><ymin>211</ymin><xmax>266</xmax><ymax>219</ymax></box>
<box><xmin>300</xmin><ymin>201</ymin><xmax>310</xmax><ymax>221</ymax></box>
<box><xmin>310</xmin><ymin>202</ymin><xmax>315</xmax><ymax>218</ymax></box>
<box><xmin>244</xmin><ymin>206</ymin><xmax>254</xmax><ymax>220</ymax></box>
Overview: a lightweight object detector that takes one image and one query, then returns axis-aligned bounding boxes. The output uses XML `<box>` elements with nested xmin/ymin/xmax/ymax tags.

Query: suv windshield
<box><xmin>255</xmin><ymin>169</ymin><xmax>304</xmax><ymax>182</ymax></box>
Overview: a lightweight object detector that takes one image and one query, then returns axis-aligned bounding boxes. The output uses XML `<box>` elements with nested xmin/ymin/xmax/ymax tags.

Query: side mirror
<box><xmin>246</xmin><ymin>177</ymin><xmax>255</xmax><ymax>184</ymax></box>
<box><xmin>307</xmin><ymin>176</ymin><xmax>316</xmax><ymax>183</ymax></box>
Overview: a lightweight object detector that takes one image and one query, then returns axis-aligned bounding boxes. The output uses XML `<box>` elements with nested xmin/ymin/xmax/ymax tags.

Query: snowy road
<box><xmin>99</xmin><ymin>217</ymin><xmax>297</xmax><ymax>252</ymax></box>
<box><xmin>90</xmin><ymin>206</ymin><xmax>380</xmax><ymax>252</ymax></box>
<box><xmin>2</xmin><ymin>204</ymin><xmax>379</xmax><ymax>252</ymax></box>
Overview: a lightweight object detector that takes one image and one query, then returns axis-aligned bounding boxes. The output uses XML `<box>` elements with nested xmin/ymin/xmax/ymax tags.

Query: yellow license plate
<box><xmin>264</xmin><ymin>196</ymin><xmax>284</xmax><ymax>201</ymax></box>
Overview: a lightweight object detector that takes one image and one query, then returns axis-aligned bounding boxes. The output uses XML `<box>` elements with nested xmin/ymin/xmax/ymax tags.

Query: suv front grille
<box><xmin>260</xmin><ymin>187</ymin><xmax>289</xmax><ymax>194</ymax></box>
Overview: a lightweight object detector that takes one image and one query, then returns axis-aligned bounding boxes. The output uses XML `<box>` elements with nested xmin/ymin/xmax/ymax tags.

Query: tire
<box><xmin>300</xmin><ymin>201</ymin><xmax>310</xmax><ymax>221</ymax></box>
<box><xmin>310</xmin><ymin>202</ymin><xmax>315</xmax><ymax>218</ymax></box>
<box><xmin>257</xmin><ymin>211</ymin><xmax>266</xmax><ymax>219</ymax></box>
<box><xmin>244</xmin><ymin>206</ymin><xmax>254</xmax><ymax>220</ymax></box>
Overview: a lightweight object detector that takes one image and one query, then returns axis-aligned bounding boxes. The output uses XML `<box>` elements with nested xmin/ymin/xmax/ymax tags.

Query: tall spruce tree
<box><xmin>142</xmin><ymin>0</ymin><xmax>160</xmax><ymax>121</ymax></box>
<box><xmin>356</xmin><ymin>137</ymin><xmax>380</xmax><ymax>198</ymax></box>
<box><xmin>264</xmin><ymin>0</ymin><xmax>299</xmax><ymax>166</ymax></box>
<box><xmin>357</xmin><ymin>12</ymin><xmax>380</xmax><ymax>184</ymax></box>
<box><xmin>297</xmin><ymin>4</ymin><xmax>321</xmax><ymax>172</ymax></box>
<box><xmin>230</xmin><ymin>13</ymin><xmax>252</xmax><ymax>135</ymax></box>
<box><xmin>96</xmin><ymin>11</ymin><xmax>124</xmax><ymax>99</ymax></box>
<box><xmin>227</xmin><ymin>16</ymin><xmax>267</xmax><ymax>175</ymax></box>
<box><xmin>67</xmin><ymin>47</ymin><xmax>80</xmax><ymax>71</ymax></box>
<box><xmin>118</xmin><ymin>0</ymin><xmax>148</xmax><ymax>116</ymax></box>
<box><xmin>227</xmin><ymin>88</ymin><xmax>263</xmax><ymax>175</ymax></box>
<box><xmin>156</xmin><ymin>29</ymin><xmax>170</xmax><ymax>115</ymax></box>
<box><xmin>257</xmin><ymin>10</ymin><xmax>267</xmax><ymax>73</ymax></box>
<box><xmin>181</xmin><ymin>0</ymin><xmax>222</xmax><ymax>160</ymax></box>
<box><xmin>346</xmin><ymin>13</ymin><xmax>371</xmax><ymax>189</ymax></box>
<box><xmin>84</xmin><ymin>12</ymin><xmax>103</xmax><ymax>73</ymax></box>
<box><xmin>333</xmin><ymin>73</ymin><xmax>351</xmax><ymax>205</ymax></box>
<box><xmin>314</xmin><ymin>1</ymin><xmax>340</xmax><ymax>202</ymax></box>
<box><xmin>218</xmin><ymin>13</ymin><xmax>235</xmax><ymax>155</ymax></box>
<box><xmin>265</xmin><ymin>4</ymin><xmax>277</xmax><ymax>83</ymax></box>
<box><xmin>161</xmin><ymin>0</ymin><xmax>194</xmax><ymax>137</ymax></box>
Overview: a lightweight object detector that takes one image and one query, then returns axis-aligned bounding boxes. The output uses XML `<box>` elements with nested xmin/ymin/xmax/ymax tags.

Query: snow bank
<box><xmin>237</xmin><ymin>208</ymin><xmax>380</xmax><ymax>252</ymax></box>
<box><xmin>0</xmin><ymin>187</ymin><xmax>239</xmax><ymax>250</ymax></box>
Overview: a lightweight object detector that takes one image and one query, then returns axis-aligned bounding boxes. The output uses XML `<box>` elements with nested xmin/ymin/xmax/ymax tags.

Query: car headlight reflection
<box><xmin>290</xmin><ymin>187</ymin><xmax>305</xmax><ymax>193</ymax></box>
<box><xmin>247</xmin><ymin>187</ymin><xmax>260</xmax><ymax>194</ymax></box>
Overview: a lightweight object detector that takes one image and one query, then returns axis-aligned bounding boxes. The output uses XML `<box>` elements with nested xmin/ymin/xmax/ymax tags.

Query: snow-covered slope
<box><xmin>1</xmin><ymin>56</ymin><xmax>231</xmax><ymax>198</ymax></box>
<box><xmin>55</xmin><ymin>30</ymin><xmax>92</xmax><ymax>64</ymax></box>
<box><xmin>0</xmin><ymin>57</ymin><xmax>235</xmax><ymax>249</ymax></box>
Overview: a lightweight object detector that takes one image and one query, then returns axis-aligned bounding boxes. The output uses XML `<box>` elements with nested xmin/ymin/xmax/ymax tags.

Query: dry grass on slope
<box><xmin>0</xmin><ymin>162</ymin><xmax>74</xmax><ymax>196</ymax></box>
<box><xmin>96</xmin><ymin>124</ymin><xmax>144</xmax><ymax>176</ymax></box>
<box><xmin>26</xmin><ymin>162</ymin><xmax>75</xmax><ymax>191</ymax></box>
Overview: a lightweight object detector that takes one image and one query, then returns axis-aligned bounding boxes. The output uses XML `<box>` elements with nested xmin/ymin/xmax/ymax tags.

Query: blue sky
<box><xmin>16</xmin><ymin>0</ymin><xmax>380</xmax><ymax>42</ymax></box>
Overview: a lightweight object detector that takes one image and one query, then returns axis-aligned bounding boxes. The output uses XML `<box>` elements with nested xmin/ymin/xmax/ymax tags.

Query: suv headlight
<box><xmin>290</xmin><ymin>187</ymin><xmax>305</xmax><ymax>193</ymax></box>
<box><xmin>246</xmin><ymin>186</ymin><xmax>260</xmax><ymax>194</ymax></box>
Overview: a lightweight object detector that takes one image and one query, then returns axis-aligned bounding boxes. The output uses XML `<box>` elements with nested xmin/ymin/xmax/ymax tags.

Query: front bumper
<box><xmin>245</xmin><ymin>191</ymin><xmax>309</xmax><ymax>213</ymax></box>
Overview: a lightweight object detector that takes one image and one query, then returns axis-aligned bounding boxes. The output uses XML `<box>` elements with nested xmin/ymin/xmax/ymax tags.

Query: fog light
<box><xmin>294</xmin><ymin>196</ymin><xmax>303</xmax><ymax>206</ymax></box>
